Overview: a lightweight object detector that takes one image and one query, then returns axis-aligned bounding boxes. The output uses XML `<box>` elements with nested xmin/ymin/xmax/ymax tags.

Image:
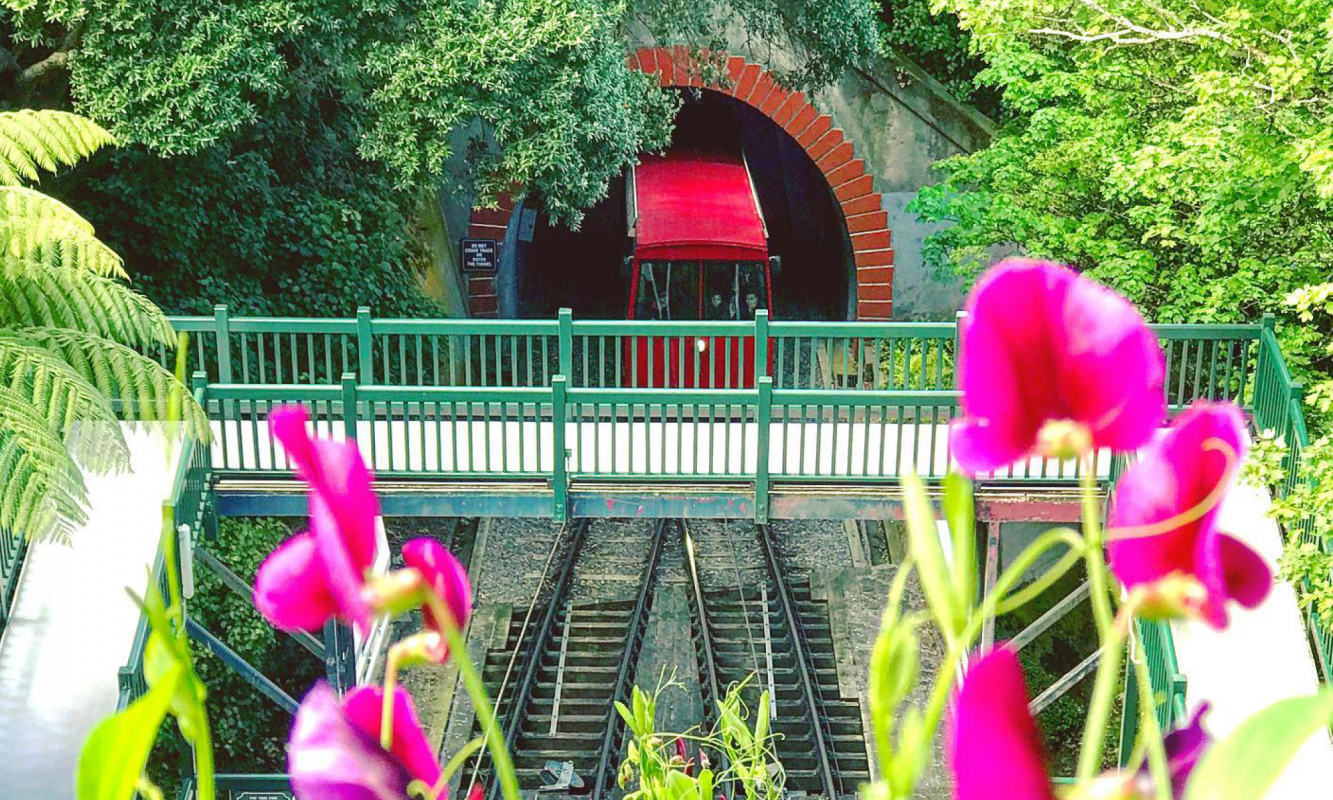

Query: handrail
<box><xmin>1251</xmin><ymin>317</ymin><xmax>1331</xmax><ymax>683</ymax></box>
<box><xmin>111</xmin><ymin>310</ymin><xmax>1298</xmax><ymax>793</ymax></box>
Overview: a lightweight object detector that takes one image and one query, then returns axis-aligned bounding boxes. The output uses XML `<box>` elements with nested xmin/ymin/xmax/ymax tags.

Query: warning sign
<box><xmin>460</xmin><ymin>238</ymin><xmax>499</xmax><ymax>272</ymax></box>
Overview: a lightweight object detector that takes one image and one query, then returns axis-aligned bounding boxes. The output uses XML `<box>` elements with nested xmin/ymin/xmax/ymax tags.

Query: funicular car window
<box><xmin>636</xmin><ymin>262</ymin><xmax>700</xmax><ymax>320</ymax></box>
<box><xmin>738</xmin><ymin>262</ymin><xmax>767</xmax><ymax>320</ymax></box>
<box><xmin>702</xmin><ymin>262</ymin><xmax>767</xmax><ymax>321</ymax></box>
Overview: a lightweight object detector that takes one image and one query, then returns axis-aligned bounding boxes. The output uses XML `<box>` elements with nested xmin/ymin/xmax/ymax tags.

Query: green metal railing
<box><xmin>1251</xmin><ymin>316</ymin><xmax>1333</xmax><ymax>683</ymax></box>
<box><xmin>1120</xmin><ymin>617</ymin><xmax>1190</xmax><ymax>760</ymax></box>
<box><xmin>160</xmin><ymin>308</ymin><xmax>1261</xmax><ymax>398</ymax></box>
<box><xmin>117</xmin><ymin>391</ymin><xmax>215</xmax><ymax>710</ymax></box>
<box><xmin>104</xmin><ymin>310</ymin><xmax>1283</xmax><ymax>790</ymax></box>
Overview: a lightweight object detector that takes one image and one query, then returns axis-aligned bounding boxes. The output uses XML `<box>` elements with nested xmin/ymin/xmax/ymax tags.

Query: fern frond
<box><xmin>0</xmin><ymin>186</ymin><xmax>126</xmax><ymax>279</ymax></box>
<box><xmin>17</xmin><ymin>327</ymin><xmax>210</xmax><ymax>442</ymax></box>
<box><xmin>0</xmin><ymin>110</ymin><xmax>116</xmax><ymax>187</ymax></box>
<box><xmin>0</xmin><ymin>384</ymin><xmax>90</xmax><ymax>543</ymax></box>
<box><xmin>0</xmin><ymin>256</ymin><xmax>175</xmax><ymax>349</ymax></box>
<box><xmin>0</xmin><ymin>333</ymin><xmax>131</xmax><ymax>473</ymax></box>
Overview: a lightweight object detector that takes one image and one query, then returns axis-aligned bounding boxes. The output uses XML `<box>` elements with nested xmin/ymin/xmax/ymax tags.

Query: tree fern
<box><xmin>0</xmin><ymin>108</ymin><xmax>203</xmax><ymax>543</ymax></box>
<box><xmin>18</xmin><ymin>328</ymin><xmax>210</xmax><ymax>441</ymax></box>
<box><xmin>0</xmin><ymin>110</ymin><xmax>116</xmax><ymax>187</ymax></box>
<box><xmin>0</xmin><ymin>334</ymin><xmax>132</xmax><ymax>474</ymax></box>
<box><xmin>0</xmin><ymin>385</ymin><xmax>90</xmax><ymax>544</ymax></box>
<box><xmin>0</xmin><ymin>257</ymin><xmax>175</xmax><ymax>349</ymax></box>
<box><xmin>0</xmin><ymin>186</ymin><xmax>126</xmax><ymax>279</ymax></box>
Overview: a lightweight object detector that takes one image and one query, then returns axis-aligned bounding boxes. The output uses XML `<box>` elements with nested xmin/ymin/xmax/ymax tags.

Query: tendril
<box><xmin>1104</xmin><ymin>437</ymin><xmax>1237</xmax><ymax>542</ymax></box>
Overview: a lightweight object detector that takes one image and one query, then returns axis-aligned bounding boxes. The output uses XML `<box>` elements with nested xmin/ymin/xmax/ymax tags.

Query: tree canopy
<box><xmin>912</xmin><ymin>0</ymin><xmax>1333</xmax><ymax>398</ymax></box>
<box><xmin>3</xmin><ymin>0</ymin><xmax>882</xmax><ymax>226</ymax></box>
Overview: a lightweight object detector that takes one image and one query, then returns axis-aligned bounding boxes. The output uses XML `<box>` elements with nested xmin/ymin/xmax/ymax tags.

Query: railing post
<box><xmin>212</xmin><ymin>304</ymin><xmax>232</xmax><ymax>384</ymax></box>
<box><xmin>1284</xmin><ymin>381</ymin><xmax>1304</xmax><ymax>495</ymax></box>
<box><xmin>755</xmin><ymin>376</ymin><xmax>772</xmax><ymax>523</ymax></box>
<box><xmin>552</xmin><ymin>374</ymin><xmax>569</xmax><ymax>522</ymax></box>
<box><xmin>357</xmin><ymin>306</ymin><xmax>374</xmax><ymax>385</ymax></box>
<box><xmin>954</xmin><ymin>310</ymin><xmax>967</xmax><ymax>359</ymax></box>
<box><xmin>754</xmin><ymin>309</ymin><xmax>768</xmax><ymax>385</ymax></box>
<box><xmin>341</xmin><ymin>372</ymin><xmax>358</xmax><ymax>445</ymax></box>
<box><xmin>558</xmin><ymin>308</ymin><xmax>573</xmax><ymax>380</ymax></box>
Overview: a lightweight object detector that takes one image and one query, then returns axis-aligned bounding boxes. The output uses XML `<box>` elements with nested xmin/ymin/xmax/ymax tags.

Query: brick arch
<box><xmin>462</xmin><ymin>47</ymin><xmax>894</xmax><ymax>319</ymax></box>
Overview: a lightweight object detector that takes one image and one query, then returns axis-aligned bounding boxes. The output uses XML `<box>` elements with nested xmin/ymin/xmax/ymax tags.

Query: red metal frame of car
<box><xmin>624</xmin><ymin>145</ymin><xmax>775</xmax><ymax>388</ymax></box>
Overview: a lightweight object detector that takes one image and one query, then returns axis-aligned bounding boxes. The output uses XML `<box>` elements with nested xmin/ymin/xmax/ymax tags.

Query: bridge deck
<box><xmin>0</xmin><ymin>426</ymin><xmax>182</xmax><ymax>800</ymax></box>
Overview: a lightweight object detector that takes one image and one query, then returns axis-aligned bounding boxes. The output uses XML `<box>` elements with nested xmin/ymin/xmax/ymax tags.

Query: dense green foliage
<box><xmin>0</xmin><ymin>109</ymin><xmax>204</xmax><ymax>542</ymax></box>
<box><xmin>909</xmin><ymin>0</ymin><xmax>1333</xmax><ymax>626</ymax></box>
<box><xmin>912</xmin><ymin>0</ymin><xmax>1333</xmax><ymax>389</ymax></box>
<box><xmin>152</xmin><ymin>517</ymin><xmax>323</xmax><ymax>789</ymax></box>
<box><xmin>2</xmin><ymin>0</ymin><xmax>883</xmax><ymax>319</ymax></box>
<box><xmin>877</xmin><ymin>0</ymin><xmax>998</xmax><ymax>115</ymax></box>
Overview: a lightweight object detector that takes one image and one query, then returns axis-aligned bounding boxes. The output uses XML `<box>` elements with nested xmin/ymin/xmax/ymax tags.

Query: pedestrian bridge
<box><xmin>0</xmin><ymin>310</ymin><xmax>1328</xmax><ymax>799</ymax></box>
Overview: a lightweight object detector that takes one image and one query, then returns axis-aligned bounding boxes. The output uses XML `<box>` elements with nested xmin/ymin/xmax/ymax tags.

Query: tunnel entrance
<box><xmin>510</xmin><ymin>91</ymin><xmax>854</xmax><ymax>320</ymax></box>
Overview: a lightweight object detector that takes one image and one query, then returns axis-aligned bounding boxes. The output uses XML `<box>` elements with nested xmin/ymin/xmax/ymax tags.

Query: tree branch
<box><xmin>16</xmin><ymin>50</ymin><xmax>70</xmax><ymax>87</ymax></box>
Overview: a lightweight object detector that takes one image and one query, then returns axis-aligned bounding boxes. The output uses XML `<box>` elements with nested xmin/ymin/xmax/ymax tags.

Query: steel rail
<box><xmin>591</xmin><ymin>518</ymin><xmax>670</xmax><ymax>800</ymax></box>
<box><xmin>478</xmin><ymin>519</ymin><xmax>589</xmax><ymax>800</ymax></box>
<box><xmin>756</xmin><ymin>523</ymin><xmax>840</xmax><ymax>799</ymax></box>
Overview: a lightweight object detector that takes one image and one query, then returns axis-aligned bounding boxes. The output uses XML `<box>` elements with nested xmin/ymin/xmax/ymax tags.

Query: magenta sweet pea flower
<box><xmin>1107</xmin><ymin>403</ymin><xmax>1271</xmax><ymax>628</ymax></box>
<box><xmin>948</xmin><ymin>648</ymin><xmax>1055</xmax><ymax>800</ymax></box>
<box><xmin>951</xmin><ymin>259</ymin><xmax>1166</xmax><ymax>473</ymax></box>
<box><xmin>402</xmin><ymin>538</ymin><xmax>473</xmax><ymax>662</ymax></box>
<box><xmin>255</xmin><ymin>404</ymin><xmax>381</xmax><ymax>631</ymax></box>
<box><xmin>1160</xmin><ymin>703</ymin><xmax>1211</xmax><ymax>797</ymax></box>
<box><xmin>289</xmin><ymin>682</ymin><xmax>442</xmax><ymax>800</ymax></box>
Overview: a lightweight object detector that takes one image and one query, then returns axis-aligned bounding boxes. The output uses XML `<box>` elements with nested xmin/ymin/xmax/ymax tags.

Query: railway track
<box><xmin>464</xmin><ymin>518</ymin><xmax>867</xmax><ymax>799</ymax></box>
<box><xmin>684</xmin><ymin>521</ymin><xmax>871</xmax><ymax>798</ymax></box>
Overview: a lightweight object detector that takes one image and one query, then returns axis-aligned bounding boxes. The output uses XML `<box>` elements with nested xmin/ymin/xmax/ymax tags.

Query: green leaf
<box><xmin>76</xmin><ymin>664</ymin><xmax>181</xmax><ymax>800</ymax></box>
<box><xmin>144</xmin><ymin>630</ymin><xmax>205</xmax><ymax>742</ymax></box>
<box><xmin>1184</xmin><ymin>689</ymin><xmax>1333</xmax><ymax>800</ymax></box>
<box><xmin>755</xmin><ymin>691</ymin><xmax>770</xmax><ymax>750</ymax></box>
<box><xmin>902</xmin><ymin>472</ymin><xmax>962</xmax><ymax>639</ymax></box>
<box><xmin>944</xmin><ymin>472</ymin><xmax>976</xmax><ymax>613</ymax></box>
<box><xmin>697</xmin><ymin>768</ymin><xmax>713</xmax><ymax>800</ymax></box>
<box><xmin>615</xmin><ymin>700</ymin><xmax>635</xmax><ymax>729</ymax></box>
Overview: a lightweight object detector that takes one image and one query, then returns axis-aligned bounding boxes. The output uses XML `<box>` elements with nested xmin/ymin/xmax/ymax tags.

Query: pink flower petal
<box><xmin>309</xmin><ymin>498</ymin><xmax>373</xmax><ymax>631</ymax></box>
<box><xmin>289</xmin><ymin>682</ymin><xmax>411</xmax><ymax>800</ymax></box>
<box><xmin>254</xmin><ymin>532</ymin><xmax>339</xmax><ymax>632</ymax></box>
<box><xmin>1108</xmin><ymin>402</ymin><xmax>1269</xmax><ymax>629</ymax></box>
<box><xmin>267</xmin><ymin>404</ymin><xmax>381</xmax><ymax>630</ymax></box>
<box><xmin>951</xmin><ymin>259</ymin><xmax>1164</xmax><ymax>474</ymax></box>
<box><xmin>343</xmin><ymin>685</ymin><xmax>443</xmax><ymax>788</ymax></box>
<box><xmin>948</xmin><ymin>648</ymin><xmax>1055</xmax><ymax>800</ymax></box>
<box><xmin>402</xmin><ymin>538</ymin><xmax>472</xmax><ymax>661</ymax></box>
<box><xmin>1217</xmin><ymin>534</ymin><xmax>1271</xmax><ymax>610</ymax></box>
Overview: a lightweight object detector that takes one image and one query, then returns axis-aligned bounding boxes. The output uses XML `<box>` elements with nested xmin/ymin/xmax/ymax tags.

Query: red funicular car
<box><xmin>624</xmin><ymin>144</ymin><xmax>776</xmax><ymax>388</ymax></box>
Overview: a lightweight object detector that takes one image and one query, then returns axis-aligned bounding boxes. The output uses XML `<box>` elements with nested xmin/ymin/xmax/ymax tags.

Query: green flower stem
<box><xmin>1076</xmin><ymin>617</ymin><xmax>1125</xmax><ymax>780</ymax></box>
<box><xmin>381</xmin><ymin>641</ymin><xmax>407</xmax><ymax>751</ymax></box>
<box><xmin>966</xmin><ymin>528</ymin><xmax>1086</xmax><ymax>643</ymax></box>
<box><xmin>1076</xmin><ymin>460</ymin><xmax>1123</xmax><ymax>780</ymax></box>
<box><xmin>435</xmin><ymin>736</ymin><xmax>487</xmax><ymax>794</ymax></box>
<box><xmin>427</xmin><ymin>592</ymin><xmax>522</xmax><ymax>800</ymax></box>
<box><xmin>1080</xmin><ymin>464</ymin><xmax>1116</xmax><ymax>637</ymax></box>
<box><xmin>194</xmin><ymin>719</ymin><xmax>217</xmax><ymax>800</ymax></box>
<box><xmin>1131</xmin><ymin>629</ymin><xmax>1172</xmax><ymax>800</ymax></box>
<box><xmin>161</xmin><ymin>509</ymin><xmax>216</xmax><ymax>800</ymax></box>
